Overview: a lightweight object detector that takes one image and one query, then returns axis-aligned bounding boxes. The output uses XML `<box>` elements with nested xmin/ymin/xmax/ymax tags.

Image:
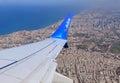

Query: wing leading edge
<box><xmin>0</xmin><ymin>14</ymin><xmax>73</xmax><ymax>83</ymax></box>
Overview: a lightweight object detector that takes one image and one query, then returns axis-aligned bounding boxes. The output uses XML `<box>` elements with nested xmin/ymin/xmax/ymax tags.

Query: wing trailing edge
<box><xmin>51</xmin><ymin>14</ymin><xmax>72</xmax><ymax>40</ymax></box>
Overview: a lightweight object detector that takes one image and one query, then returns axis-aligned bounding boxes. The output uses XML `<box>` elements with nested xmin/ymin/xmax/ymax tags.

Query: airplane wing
<box><xmin>0</xmin><ymin>14</ymin><xmax>73</xmax><ymax>83</ymax></box>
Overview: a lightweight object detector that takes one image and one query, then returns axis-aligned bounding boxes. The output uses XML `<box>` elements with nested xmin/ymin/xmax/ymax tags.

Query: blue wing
<box><xmin>0</xmin><ymin>14</ymin><xmax>73</xmax><ymax>83</ymax></box>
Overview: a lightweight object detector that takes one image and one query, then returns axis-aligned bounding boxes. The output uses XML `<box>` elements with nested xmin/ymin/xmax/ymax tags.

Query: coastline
<box><xmin>0</xmin><ymin>17</ymin><xmax>65</xmax><ymax>50</ymax></box>
<box><xmin>0</xmin><ymin>5</ymin><xmax>84</xmax><ymax>35</ymax></box>
<box><xmin>0</xmin><ymin>10</ymin><xmax>120</xmax><ymax>83</ymax></box>
<box><xmin>0</xmin><ymin>17</ymin><xmax>63</xmax><ymax>36</ymax></box>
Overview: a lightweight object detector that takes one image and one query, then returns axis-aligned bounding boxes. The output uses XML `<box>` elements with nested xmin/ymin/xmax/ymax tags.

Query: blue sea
<box><xmin>0</xmin><ymin>5</ymin><xmax>85</xmax><ymax>35</ymax></box>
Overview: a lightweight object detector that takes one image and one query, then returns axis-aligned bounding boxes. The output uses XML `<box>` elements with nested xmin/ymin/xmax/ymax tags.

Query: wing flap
<box><xmin>0</xmin><ymin>74</ymin><xmax>21</xmax><ymax>83</ymax></box>
<box><xmin>0</xmin><ymin>38</ymin><xmax>66</xmax><ymax>83</ymax></box>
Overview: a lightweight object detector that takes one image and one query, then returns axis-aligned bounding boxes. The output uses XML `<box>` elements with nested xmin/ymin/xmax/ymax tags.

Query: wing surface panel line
<box><xmin>0</xmin><ymin>39</ymin><xmax>57</xmax><ymax>71</ymax></box>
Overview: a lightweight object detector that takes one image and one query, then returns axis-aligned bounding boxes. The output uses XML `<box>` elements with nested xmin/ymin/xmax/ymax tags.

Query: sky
<box><xmin>0</xmin><ymin>0</ymin><xmax>120</xmax><ymax>9</ymax></box>
<box><xmin>0</xmin><ymin>0</ymin><xmax>80</xmax><ymax>6</ymax></box>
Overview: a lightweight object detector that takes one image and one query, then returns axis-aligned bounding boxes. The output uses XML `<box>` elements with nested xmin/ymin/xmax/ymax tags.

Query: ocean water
<box><xmin>0</xmin><ymin>5</ymin><xmax>84</xmax><ymax>35</ymax></box>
